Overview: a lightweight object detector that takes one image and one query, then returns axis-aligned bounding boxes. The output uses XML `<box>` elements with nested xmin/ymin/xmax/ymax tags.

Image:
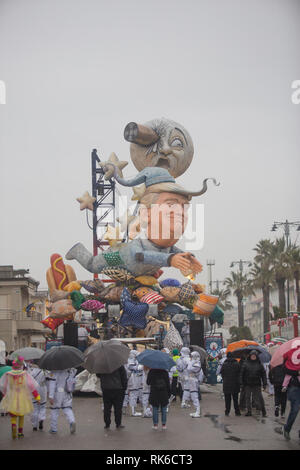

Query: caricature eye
<box><xmin>170</xmin><ymin>138</ymin><xmax>183</xmax><ymax>148</ymax></box>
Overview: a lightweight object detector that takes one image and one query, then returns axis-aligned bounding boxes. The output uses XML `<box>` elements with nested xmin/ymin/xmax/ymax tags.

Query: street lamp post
<box><xmin>205</xmin><ymin>260</ymin><xmax>215</xmax><ymax>334</ymax></box>
<box><xmin>230</xmin><ymin>259</ymin><xmax>252</xmax><ymax>274</ymax></box>
<box><xmin>271</xmin><ymin>219</ymin><xmax>300</xmax><ymax>313</ymax></box>
<box><xmin>211</xmin><ymin>280</ymin><xmax>225</xmax><ymax>291</ymax></box>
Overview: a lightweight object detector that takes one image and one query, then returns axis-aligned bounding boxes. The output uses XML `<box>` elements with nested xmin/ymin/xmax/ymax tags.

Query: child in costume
<box><xmin>26</xmin><ymin>360</ymin><xmax>47</xmax><ymax>431</ymax></box>
<box><xmin>0</xmin><ymin>356</ymin><xmax>40</xmax><ymax>439</ymax></box>
<box><xmin>47</xmin><ymin>368</ymin><xmax>77</xmax><ymax>434</ymax></box>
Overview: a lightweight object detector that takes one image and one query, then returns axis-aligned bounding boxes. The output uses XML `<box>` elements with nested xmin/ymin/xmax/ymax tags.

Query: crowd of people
<box><xmin>97</xmin><ymin>346</ymin><xmax>204</xmax><ymax>430</ymax></box>
<box><xmin>0</xmin><ymin>345</ymin><xmax>299</xmax><ymax>441</ymax></box>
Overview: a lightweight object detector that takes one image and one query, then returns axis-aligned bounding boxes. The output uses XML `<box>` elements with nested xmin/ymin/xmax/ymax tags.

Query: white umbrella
<box><xmin>9</xmin><ymin>347</ymin><xmax>45</xmax><ymax>361</ymax></box>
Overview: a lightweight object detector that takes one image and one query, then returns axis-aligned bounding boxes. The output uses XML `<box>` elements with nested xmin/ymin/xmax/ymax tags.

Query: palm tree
<box><xmin>211</xmin><ymin>287</ymin><xmax>233</xmax><ymax>311</ymax></box>
<box><xmin>251</xmin><ymin>239</ymin><xmax>274</xmax><ymax>334</ymax></box>
<box><xmin>229</xmin><ymin>325</ymin><xmax>253</xmax><ymax>342</ymax></box>
<box><xmin>288</xmin><ymin>243</ymin><xmax>300</xmax><ymax>311</ymax></box>
<box><xmin>250</xmin><ymin>262</ymin><xmax>274</xmax><ymax>334</ymax></box>
<box><xmin>270</xmin><ymin>237</ymin><xmax>292</xmax><ymax>314</ymax></box>
<box><xmin>224</xmin><ymin>271</ymin><xmax>255</xmax><ymax>327</ymax></box>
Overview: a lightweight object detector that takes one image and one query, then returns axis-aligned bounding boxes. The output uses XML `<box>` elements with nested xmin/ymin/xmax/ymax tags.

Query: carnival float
<box><xmin>41</xmin><ymin>118</ymin><xmax>225</xmax><ymax>390</ymax></box>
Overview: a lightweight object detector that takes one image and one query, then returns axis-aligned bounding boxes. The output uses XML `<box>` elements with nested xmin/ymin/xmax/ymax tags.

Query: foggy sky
<box><xmin>0</xmin><ymin>0</ymin><xmax>299</xmax><ymax>296</ymax></box>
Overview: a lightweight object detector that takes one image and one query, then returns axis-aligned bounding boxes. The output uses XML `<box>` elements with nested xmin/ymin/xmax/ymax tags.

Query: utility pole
<box><xmin>206</xmin><ymin>260</ymin><xmax>215</xmax><ymax>294</ymax></box>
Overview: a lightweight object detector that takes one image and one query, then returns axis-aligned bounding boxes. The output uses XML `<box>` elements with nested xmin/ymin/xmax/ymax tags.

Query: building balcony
<box><xmin>16</xmin><ymin>312</ymin><xmax>45</xmax><ymax>332</ymax></box>
<box><xmin>0</xmin><ymin>310</ymin><xmax>46</xmax><ymax>333</ymax></box>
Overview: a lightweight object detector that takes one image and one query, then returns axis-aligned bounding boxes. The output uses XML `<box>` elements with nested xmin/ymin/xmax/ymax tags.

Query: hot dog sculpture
<box><xmin>46</xmin><ymin>253</ymin><xmax>77</xmax><ymax>294</ymax></box>
<box><xmin>45</xmin><ymin>253</ymin><xmax>78</xmax><ymax>322</ymax></box>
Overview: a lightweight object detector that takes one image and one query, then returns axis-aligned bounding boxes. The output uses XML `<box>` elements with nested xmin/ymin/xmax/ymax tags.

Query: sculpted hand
<box><xmin>170</xmin><ymin>253</ymin><xmax>192</xmax><ymax>271</ymax></box>
<box><xmin>189</xmin><ymin>257</ymin><xmax>203</xmax><ymax>274</ymax></box>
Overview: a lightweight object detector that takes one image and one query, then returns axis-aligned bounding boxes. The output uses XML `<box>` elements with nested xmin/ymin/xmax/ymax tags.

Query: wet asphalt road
<box><xmin>0</xmin><ymin>384</ymin><xmax>299</xmax><ymax>451</ymax></box>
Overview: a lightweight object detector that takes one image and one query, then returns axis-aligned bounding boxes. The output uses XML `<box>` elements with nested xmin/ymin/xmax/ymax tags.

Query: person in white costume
<box><xmin>127</xmin><ymin>350</ymin><xmax>142</xmax><ymax>417</ymax></box>
<box><xmin>187</xmin><ymin>351</ymin><xmax>202</xmax><ymax>418</ymax></box>
<box><xmin>47</xmin><ymin>368</ymin><xmax>77</xmax><ymax>434</ymax></box>
<box><xmin>216</xmin><ymin>349</ymin><xmax>227</xmax><ymax>376</ymax></box>
<box><xmin>176</xmin><ymin>347</ymin><xmax>191</xmax><ymax>408</ymax></box>
<box><xmin>27</xmin><ymin>361</ymin><xmax>47</xmax><ymax>431</ymax></box>
<box><xmin>141</xmin><ymin>367</ymin><xmax>152</xmax><ymax>417</ymax></box>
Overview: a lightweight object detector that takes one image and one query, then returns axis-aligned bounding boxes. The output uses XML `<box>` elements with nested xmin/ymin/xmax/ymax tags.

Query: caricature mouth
<box><xmin>157</xmin><ymin>157</ymin><xmax>170</xmax><ymax>169</ymax></box>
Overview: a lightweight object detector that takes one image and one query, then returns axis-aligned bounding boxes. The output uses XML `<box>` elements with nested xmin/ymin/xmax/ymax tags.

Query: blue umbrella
<box><xmin>232</xmin><ymin>345</ymin><xmax>271</xmax><ymax>363</ymax></box>
<box><xmin>137</xmin><ymin>349</ymin><xmax>176</xmax><ymax>370</ymax></box>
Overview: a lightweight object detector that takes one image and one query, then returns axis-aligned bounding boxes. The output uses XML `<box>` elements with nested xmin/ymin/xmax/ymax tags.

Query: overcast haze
<box><xmin>0</xmin><ymin>0</ymin><xmax>299</xmax><ymax>297</ymax></box>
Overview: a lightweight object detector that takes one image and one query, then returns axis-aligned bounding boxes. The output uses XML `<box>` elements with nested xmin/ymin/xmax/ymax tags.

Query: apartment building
<box><xmin>0</xmin><ymin>265</ymin><xmax>49</xmax><ymax>352</ymax></box>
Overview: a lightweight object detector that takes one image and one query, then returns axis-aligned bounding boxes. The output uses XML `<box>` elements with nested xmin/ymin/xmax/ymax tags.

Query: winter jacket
<box><xmin>283</xmin><ymin>367</ymin><xmax>300</xmax><ymax>389</ymax></box>
<box><xmin>220</xmin><ymin>358</ymin><xmax>240</xmax><ymax>394</ymax></box>
<box><xmin>172</xmin><ymin>355</ymin><xmax>180</xmax><ymax>377</ymax></box>
<box><xmin>147</xmin><ymin>369</ymin><xmax>171</xmax><ymax>407</ymax></box>
<box><xmin>97</xmin><ymin>366</ymin><xmax>128</xmax><ymax>391</ymax></box>
<box><xmin>240</xmin><ymin>358</ymin><xmax>267</xmax><ymax>388</ymax></box>
<box><xmin>268</xmin><ymin>364</ymin><xmax>285</xmax><ymax>386</ymax></box>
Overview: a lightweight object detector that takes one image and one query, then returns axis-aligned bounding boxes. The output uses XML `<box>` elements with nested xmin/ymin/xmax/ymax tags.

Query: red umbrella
<box><xmin>270</xmin><ymin>337</ymin><xmax>300</xmax><ymax>368</ymax></box>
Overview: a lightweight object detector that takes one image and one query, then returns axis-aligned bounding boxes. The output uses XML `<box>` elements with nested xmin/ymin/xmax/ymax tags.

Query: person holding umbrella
<box><xmin>240</xmin><ymin>350</ymin><xmax>267</xmax><ymax>417</ymax></box>
<box><xmin>38</xmin><ymin>345</ymin><xmax>84</xmax><ymax>435</ymax></box>
<box><xmin>84</xmin><ymin>340</ymin><xmax>130</xmax><ymax>430</ymax></box>
<box><xmin>220</xmin><ymin>352</ymin><xmax>241</xmax><ymax>416</ymax></box>
<box><xmin>96</xmin><ymin>365</ymin><xmax>128</xmax><ymax>430</ymax></box>
<box><xmin>274</xmin><ymin>343</ymin><xmax>300</xmax><ymax>440</ymax></box>
<box><xmin>137</xmin><ymin>349</ymin><xmax>174</xmax><ymax>430</ymax></box>
<box><xmin>47</xmin><ymin>367</ymin><xmax>77</xmax><ymax>434</ymax></box>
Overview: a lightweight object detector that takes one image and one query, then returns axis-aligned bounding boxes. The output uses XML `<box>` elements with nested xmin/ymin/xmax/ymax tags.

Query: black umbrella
<box><xmin>38</xmin><ymin>346</ymin><xmax>84</xmax><ymax>371</ymax></box>
<box><xmin>84</xmin><ymin>340</ymin><xmax>130</xmax><ymax>374</ymax></box>
<box><xmin>231</xmin><ymin>345</ymin><xmax>271</xmax><ymax>363</ymax></box>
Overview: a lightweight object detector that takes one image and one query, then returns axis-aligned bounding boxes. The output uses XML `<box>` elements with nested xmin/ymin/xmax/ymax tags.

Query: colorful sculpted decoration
<box><xmin>42</xmin><ymin>118</ymin><xmax>224</xmax><ymax>338</ymax></box>
<box><xmin>124</xmin><ymin>118</ymin><xmax>194</xmax><ymax>178</ymax></box>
